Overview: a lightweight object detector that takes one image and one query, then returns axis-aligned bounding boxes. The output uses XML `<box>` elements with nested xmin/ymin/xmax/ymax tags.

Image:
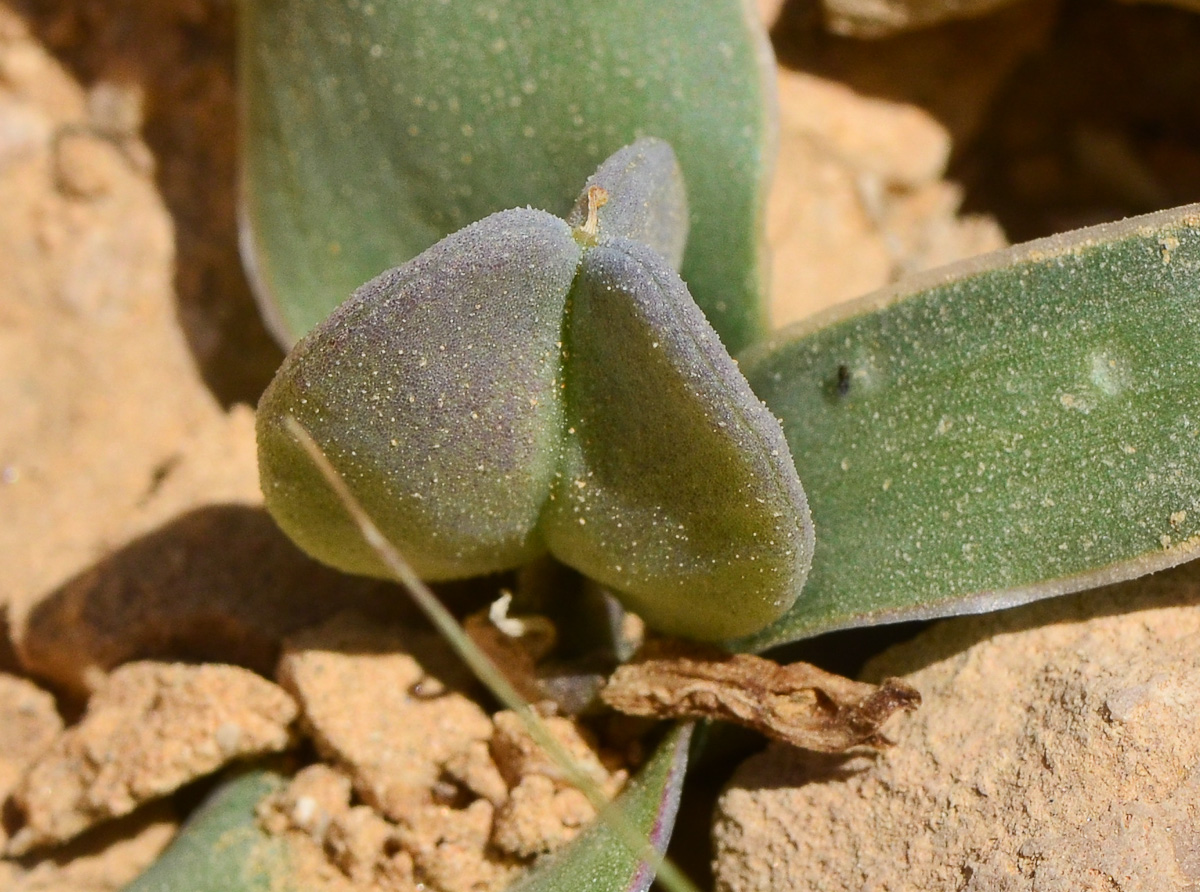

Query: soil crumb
<box><xmin>0</xmin><ymin>0</ymin><xmax>406</xmax><ymax>703</ymax></box>
<box><xmin>269</xmin><ymin>612</ymin><xmax>631</xmax><ymax>892</ymax></box>
<box><xmin>277</xmin><ymin>611</ymin><xmax>495</xmax><ymax>822</ymax></box>
<box><xmin>0</xmin><ymin>3</ymin><xmax>265</xmax><ymax>675</ymax></box>
<box><xmin>8</xmin><ymin>661</ymin><xmax>296</xmax><ymax>854</ymax></box>
<box><xmin>767</xmin><ymin>65</ymin><xmax>1007</xmax><ymax>327</ymax></box>
<box><xmin>258</xmin><ymin>764</ymin><xmax>419</xmax><ymax>892</ymax></box>
<box><xmin>0</xmin><ymin>673</ymin><xmax>62</xmax><ymax>850</ymax></box>
<box><xmin>488</xmin><ymin>710</ymin><xmax>627</xmax><ymax>859</ymax></box>
<box><xmin>15</xmin><ymin>505</ymin><xmax>406</xmax><ymax>698</ymax></box>
<box><xmin>1</xmin><ymin>803</ymin><xmax>177</xmax><ymax>892</ymax></box>
<box><xmin>712</xmin><ymin>563</ymin><xmax>1200</xmax><ymax>891</ymax></box>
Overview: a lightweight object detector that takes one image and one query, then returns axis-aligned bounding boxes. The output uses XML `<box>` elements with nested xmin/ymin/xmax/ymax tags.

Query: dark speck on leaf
<box><xmin>836</xmin><ymin>364</ymin><xmax>851</xmax><ymax>398</ymax></box>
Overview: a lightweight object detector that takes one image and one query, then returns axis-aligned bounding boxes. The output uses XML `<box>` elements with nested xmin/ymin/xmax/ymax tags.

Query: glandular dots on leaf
<box><xmin>257</xmin><ymin>139</ymin><xmax>813</xmax><ymax>641</ymax></box>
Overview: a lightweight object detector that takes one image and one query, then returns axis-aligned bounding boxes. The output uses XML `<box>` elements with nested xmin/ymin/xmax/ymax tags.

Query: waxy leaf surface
<box><xmin>123</xmin><ymin>769</ymin><xmax>287</xmax><ymax>892</ymax></box>
<box><xmin>241</xmin><ymin>0</ymin><xmax>774</xmax><ymax>350</ymax></box>
<box><xmin>736</xmin><ymin>204</ymin><xmax>1200</xmax><ymax>651</ymax></box>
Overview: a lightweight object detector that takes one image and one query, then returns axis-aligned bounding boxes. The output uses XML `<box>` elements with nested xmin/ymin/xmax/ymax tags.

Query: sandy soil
<box><xmin>713</xmin><ymin>564</ymin><xmax>1200</xmax><ymax>891</ymax></box>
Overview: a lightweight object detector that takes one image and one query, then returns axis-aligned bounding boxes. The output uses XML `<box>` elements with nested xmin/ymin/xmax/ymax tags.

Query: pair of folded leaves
<box><xmin>257</xmin><ymin>139</ymin><xmax>813</xmax><ymax>642</ymax></box>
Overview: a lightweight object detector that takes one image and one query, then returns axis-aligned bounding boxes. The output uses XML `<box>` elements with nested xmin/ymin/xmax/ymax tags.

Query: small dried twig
<box><xmin>601</xmin><ymin>640</ymin><xmax>920</xmax><ymax>752</ymax></box>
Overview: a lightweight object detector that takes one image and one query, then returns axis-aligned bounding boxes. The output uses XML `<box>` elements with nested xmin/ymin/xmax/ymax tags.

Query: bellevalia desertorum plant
<box><xmin>256</xmin><ymin>139</ymin><xmax>815</xmax><ymax>644</ymax></box>
<box><xmin>125</xmin><ymin>2</ymin><xmax>1200</xmax><ymax>890</ymax></box>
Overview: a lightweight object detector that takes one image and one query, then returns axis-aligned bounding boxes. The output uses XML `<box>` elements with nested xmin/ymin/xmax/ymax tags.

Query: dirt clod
<box><xmin>486</xmin><ymin>710</ymin><xmax>626</xmax><ymax>859</ymax></box>
<box><xmin>490</xmin><ymin>710</ymin><xmax>625</xmax><ymax>795</ymax></box>
<box><xmin>491</xmin><ymin>774</ymin><xmax>595</xmax><ymax>859</ymax></box>
<box><xmin>444</xmin><ymin>740</ymin><xmax>509</xmax><ymax>808</ymax></box>
<box><xmin>53</xmin><ymin>130</ymin><xmax>125</xmax><ymax>198</ymax></box>
<box><xmin>260</xmin><ymin>765</ymin><xmax>419</xmax><ymax>892</ymax></box>
<box><xmin>396</xmin><ymin>799</ymin><xmax>517</xmax><ymax>892</ymax></box>
<box><xmin>0</xmin><ymin>673</ymin><xmax>62</xmax><ymax>850</ymax></box>
<box><xmin>258</xmin><ymin>763</ymin><xmax>352</xmax><ymax>839</ymax></box>
<box><xmin>277</xmin><ymin>611</ymin><xmax>494</xmax><ymax>823</ymax></box>
<box><xmin>16</xmin><ymin>504</ymin><xmax>406</xmax><ymax>698</ymax></box>
<box><xmin>712</xmin><ymin>566</ymin><xmax>1200</xmax><ymax>892</ymax></box>
<box><xmin>266</xmin><ymin>615</ymin><xmax>632</xmax><ymax>891</ymax></box>
<box><xmin>8</xmin><ymin>661</ymin><xmax>296</xmax><ymax>854</ymax></box>
<box><xmin>326</xmin><ymin>806</ymin><xmax>400</xmax><ymax>884</ymax></box>
<box><xmin>1</xmin><ymin>803</ymin><xmax>177</xmax><ymax>892</ymax></box>
<box><xmin>767</xmin><ymin>66</ymin><xmax>1007</xmax><ymax>327</ymax></box>
<box><xmin>0</xmin><ymin>4</ymin><xmax>283</xmax><ymax>699</ymax></box>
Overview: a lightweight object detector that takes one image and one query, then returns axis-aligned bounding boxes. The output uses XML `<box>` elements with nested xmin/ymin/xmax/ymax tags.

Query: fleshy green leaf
<box><xmin>259</xmin><ymin>143</ymin><xmax>812</xmax><ymax>641</ymax></box>
<box><xmin>735</xmin><ymin>204</ymin><xmax>1200</xmax><ymax>652</ymax></box>
<box><xmin>508</xmin><ymin>723</ymin><xmax>693</xmax><ymax>892</ymax></box>
<box><xmin>240</xmin><ymin>0</ymin><xmax>774</xmax><ymax>351</ymax></box>
<box><xmin>122</xmin><ymin>769</ymin><xmax>288</xmax><ymax>892</ymax></box>
<box><xmin>547</xmin><ymin>237</ymin><xmax>812</xmax><ymax>641</ymax></box>
<box><xmin>257</xmin><ymin>208</ymin><xmax>580</xmax><ymax>580</ymax></box>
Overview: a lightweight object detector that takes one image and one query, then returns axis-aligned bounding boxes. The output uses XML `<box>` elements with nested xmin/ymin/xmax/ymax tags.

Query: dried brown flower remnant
<box><xmin>600</xmin><ymin>640</ymin><xmax>920</xmax><ymax>752</ymax></box>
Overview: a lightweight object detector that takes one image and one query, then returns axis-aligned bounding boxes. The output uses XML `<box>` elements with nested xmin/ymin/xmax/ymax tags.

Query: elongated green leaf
<box><xmin>509</xmin><ymin>723</ymin><xmax>693</xmax><ymax>892</ymax></box>
<box><xmin>736</xmin><ymin>204</ymin><xmax>1200</xmax><ymax>652</ymax></box>
<box><xmin>240</xmin><ymin>0</ymin><xmax>774</xmax><ymax>351</ymax></box>
<box><xmin>123</xmin><ymin>769</ymin><xmax>288</xmax><ymax>892</ymax></box>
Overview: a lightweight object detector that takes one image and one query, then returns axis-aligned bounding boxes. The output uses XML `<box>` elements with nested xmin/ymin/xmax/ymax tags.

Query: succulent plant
<box><xmin>256</xmin><ymin>139</ymin><xmax>813</xmax><ymax>642</ymax></box>
<box><xmin>126</xmin><ymin>1</ymin><xmax>1200</xmax><ymax>890</ymax></box>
